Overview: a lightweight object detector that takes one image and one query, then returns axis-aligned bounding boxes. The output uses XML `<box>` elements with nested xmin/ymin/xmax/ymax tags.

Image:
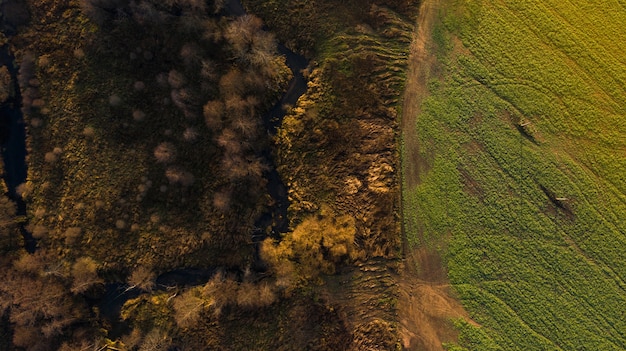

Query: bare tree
<box><xmin>167</xmin><ymin>69</ymin><xmax>186</xmax><ymax>89</ymax></box>
<box><xmin>128</xmin><ymin>266</ymin><xmax>156</xmax><ymax>292</ymax></box>
<box><xmin>139</xmin><ymin>329</ymin><xmax>171</xmax><ymax>351</ymax></box>
<box><xmin>71</xmin><ymin>257</ymin><xmax>103</xmax><ymax>294</ymax></box>
<box><xmin>219</xmin><ymin>69</ymin><xmax>245</xmax><ymax>97</ymax></box>
<box><xmin>203</xmin><ymin>100</ymin><xmax>224</xmax><ymax>130</ymax></box>
<box><xmin>172</xmin><ymin>289</ymin><xmax>206</xmax><ymax>328</ymax></box>
<box><xmin>154</xmin><ymin>142</ymin><xmax>177</xmax><ymax>164</ymax></box>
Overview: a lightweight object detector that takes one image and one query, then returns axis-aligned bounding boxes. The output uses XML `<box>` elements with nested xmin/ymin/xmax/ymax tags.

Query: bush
<box><xmin>153</xmin><ymin>142</ymin><xmax>177</xmax><ymax>164</ymax></box>
<box><xmin>128</xmin><ymin>266</ymin><xmax>156</xmax><ymax>291</ymax></box>
<box><xmin>71</xmin><ymin>257</ymin><xmax>103</xmax><ymax>293</ymax></box>
<box><xmin>261</xmin><ymin>207</ymin><xmax>357</xmax><ymax>284</ymax></box>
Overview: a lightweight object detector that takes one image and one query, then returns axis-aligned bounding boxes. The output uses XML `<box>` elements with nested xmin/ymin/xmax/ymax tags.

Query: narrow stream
<box><xmin>255</xmin><ymin>43</ymin><xmax>308</xmax><ymax>237</ymax></box>
<box><xmin>227</xmin><ymin>0</ymin><xmax>309</xmax><ymax>237</ymax></box>
<box><xmin>0</xmin><ymin>43</ymin><xmax>36</xmax><ymax>252</ymax></box>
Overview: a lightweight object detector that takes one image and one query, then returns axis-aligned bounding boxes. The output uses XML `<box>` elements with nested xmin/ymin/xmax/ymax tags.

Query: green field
<box><xmin>403</xmin><ymin>0</ymin><xmax>626</xmax><ymax>349</ymax></box>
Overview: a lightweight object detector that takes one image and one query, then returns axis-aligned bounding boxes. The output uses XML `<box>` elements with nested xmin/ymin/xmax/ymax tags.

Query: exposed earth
<box><xmin>398</xmin><ymin>0</ymin><xmax>477</xmax><ymax>349</ymax></box>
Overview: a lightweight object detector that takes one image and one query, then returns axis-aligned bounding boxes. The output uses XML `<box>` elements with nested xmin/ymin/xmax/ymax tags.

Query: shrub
<box><xmin>155</xmin><ymin>72</ymin><xmax>168</xmax><ymax>88</ymax></box>
<box><xmin>133</xmin><ymin>110</ymin><xmax>146</xmax><ymax>121</ymax></box>
<box><xmin>34</xmin><ymin>207</ymin><xmax>46</xmax><ymax>218</ymax></box>
<box><xmin>17</xmin><ymin>53</ymin><xmax>35</xmax><ymax>89</ymax></box>
<box><xmin>182</xmin><ymin>127</ymin><xmax>198</xmax><ymax>142</ymax></box>
<box><xmin>71</xmin><ymin>257</ymin><xmax>103</xmax><ymax>294</ymax></box>
<box><xmin>212</xmin><ymin>188</ymin><xmax>231</xmax><ymax>212</ymax></box>
<box><xmin>44</xmin><ymin>151</ymin><xmax>58</xmax><ymax>163</ymax></box>
<box><xmin>153</xmin><ymin>142</ymin><xmax>177</xmax><ymax>164</ymax></box>
<box><xmin>108</xmin><ymin>94</ymin><xmax>122</xmax><ymax>107</ymax></box>
<box><xmin>82</xmin><ymin>126</ymin><xmax>95</xmax><ymax>137</ymax></box>
<box><xmin>64</xmin><ymin>227</ymin><xmax>82</xmax><ymax>245</ymax></box>
<box><xmin>261</xmin><ymin>207</ymin><xmax>357</xmax><ymax>283</ymax></box>
<box><xmin>30</xmin><ymin>224</ymin><xmax>48</xmax><ymax>239</ymax></box>
<box><xmin>115</xmin><ymin>219</ymin><xmax>126</xmax><ymax>229</ymax></box>
<box><xmin>180</xmin><ymin>42</ymin><xmax>201</xmax><ymax>67</ymax></box>
<box><xmin>216</xmin><ymin>128</ymin><xmax>241</xmax><ymax>154</ymax></box>
<box><xmin>167</xmin><ymin>69</ymin><xmax>186</xmax><ymax>89</ymax></box>
<box><xmin>73</xmin><ymin>48</ymin><xmax>85</xmax><ymax>59</ymax></box>
<box><xmin>15</xmin><ymin>182</ymin><xmax>33</xmax><ymax>198</ymax></box>
<box><xmin>200</xmin><ymin>59</ymin><xmax>216</xmax><ymax>80</ymax></box>
<box><xmin>133</xmin><ymin>81</ymin><xmax>145</xmax><ymax>91</ymax></box>
<box><xmin>128</xmin><ymin>266</ymin><xmax>156</xmax><ymax>292</ymax></box>
<box><xmin>31</xmin><ymin>99</ymin><xmax>45</xmax><ymax>108</ymax></box>
<box><xmin>164</xmin><ymin>167</ymin><xmax>194</xmax><ymax>186</ymax></box>
<box><xmin>31</xmin><ymin>117</ymin><xmax>43</xmax><ymax>127</ymax></box>
<box><xmin>203</xmin><ymin>100</ymin><xmax>224</xmax><ymax>130</ymax></box>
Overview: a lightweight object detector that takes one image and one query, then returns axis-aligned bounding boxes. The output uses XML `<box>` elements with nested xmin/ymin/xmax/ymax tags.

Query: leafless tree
<box><xmin>154</xmin><ymin>142</ymin><xmax>177</xmax><ymax>164</ymax></box>
<box><xmin>128</xmin><ymin>266</ymin><xmax>156</xmax><ymax>292</ymax></box>
<box><xmin>172</xmin><ymin>290</ymin><xmax>206</xmax><ymax>328</ymax></box>
<box><xmin>71</xmin><ymin>257</ymin><xmax>103</xmax><ymax>294</ymax></box>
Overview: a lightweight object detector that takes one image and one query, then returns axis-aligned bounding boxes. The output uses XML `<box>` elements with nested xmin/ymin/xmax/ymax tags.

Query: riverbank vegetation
<box><xmin>245</xmin><ymin>0</ymin><xmax>419</xmax><ymax>346</ymax></box>
<box><xmin>403</xmin><ymin>0</ymin><xmax>626</xmax><ymax>349</ymax></box>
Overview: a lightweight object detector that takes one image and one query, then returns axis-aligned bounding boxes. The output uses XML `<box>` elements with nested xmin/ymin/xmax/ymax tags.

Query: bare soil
<box><xmin>398</xmin><ymin>0</ymin><xmax>478</xmax><ymax>349</ymax></box>
<box><xmin>397</xmin><ymin>247</ymin><xmax>478</xmax><ymax>351</ymax></box>
<box><xmin>401</xmin><ymin>0</ymin><xmax>440</xmax><ymax>188</ymax></box>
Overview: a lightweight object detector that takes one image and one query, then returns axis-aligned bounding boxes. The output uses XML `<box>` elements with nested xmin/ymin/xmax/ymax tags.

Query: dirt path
<box><xmin>397</xmin><ymin>247</ymin><xmax>478</xmax><ymax>350</ymax></box>
<box><xmin>402</xmin><ymin>0</ymin><xmax>440</xmax><ymax>189</ymax></box>
<box><xmin>398</xmin><ymin>0</ymin><xmax>478</xmax><ymax>349</ymax></box>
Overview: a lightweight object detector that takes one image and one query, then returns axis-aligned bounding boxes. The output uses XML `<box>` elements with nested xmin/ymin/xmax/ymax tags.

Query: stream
<box><xmin>254</xmin><ymin>42</ymin><xmax>308</xmax><ymax>237</ymax></box>
<box><xmin>0</xmin><ymin>36</ymin><xmax>36</xmax><ymax>252</ymax></box>
<box><xmin>226</xmin><ymin>1</ymin><xmax>308</xmax><ymax>237</ymax></box>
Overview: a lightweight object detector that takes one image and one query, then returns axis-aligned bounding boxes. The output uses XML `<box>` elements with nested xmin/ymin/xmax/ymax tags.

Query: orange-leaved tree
<box><xmin>261</xmin><ymin>206</ymin><xmax>358</xmax><ymax>287</ymax></box>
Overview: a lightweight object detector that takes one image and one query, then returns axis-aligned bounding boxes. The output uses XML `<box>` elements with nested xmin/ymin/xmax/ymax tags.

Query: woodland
<box><xmin>0</xmin><ymin>0</ymin><xmax>418</xmax><ymax>349</ymax></box>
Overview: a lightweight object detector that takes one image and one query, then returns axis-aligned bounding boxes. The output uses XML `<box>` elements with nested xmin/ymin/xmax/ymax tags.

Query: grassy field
<box><xmin>403</xmin><ymin>0</ymin><xmax>626</xmax><ymax>349</ymax></box>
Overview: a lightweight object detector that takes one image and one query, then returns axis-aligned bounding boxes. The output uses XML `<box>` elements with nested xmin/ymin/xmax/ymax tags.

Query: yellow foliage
<box><xmin>261</xmin><ymin>206</ymin><xmax>356</xmax><ymax>285</ymax></box>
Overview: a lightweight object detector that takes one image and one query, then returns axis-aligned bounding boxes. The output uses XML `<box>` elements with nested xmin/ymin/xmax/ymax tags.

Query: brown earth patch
<box><xmin>397</xmin><ymin>247</ymin><xmax>479</xmax><ymax>351</ymax></box>
<box><xmin>401</xmin><ymin>0</ymin><xmax>440</xmax><ymax>188</ymax></box>
<box><xmin>398</xmin><ymin>0</ymin><xmax>478</xmax><ymax>349</ymax></box>
<box><xmin>459</xmin><ymin>167</ymin><xmax>485</xmax><ymax>200</ymax></box>
<box><xmin>397</xmin><ymin>280</ymin><xmax>475</xmax><ymax>351</ymax></box>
